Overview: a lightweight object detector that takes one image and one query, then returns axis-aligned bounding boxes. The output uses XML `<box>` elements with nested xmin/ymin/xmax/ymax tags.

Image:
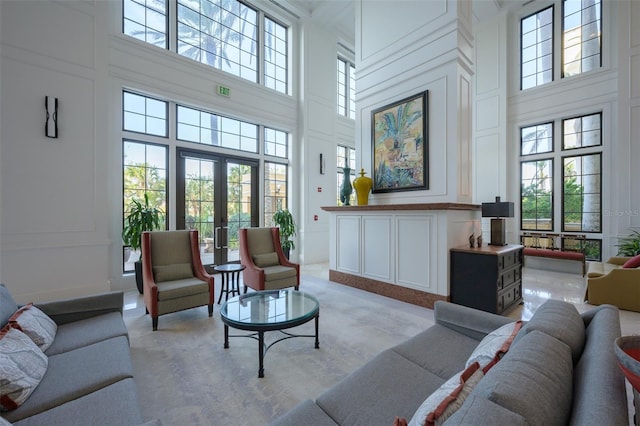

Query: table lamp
<box><xmin>481</xmin><ymin>196</ymin><xmax>514</xmax><ymax>246</ymax></box>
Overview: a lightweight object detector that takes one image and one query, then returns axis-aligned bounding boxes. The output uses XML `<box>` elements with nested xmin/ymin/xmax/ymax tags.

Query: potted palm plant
<box><xmin>272</xmin><ymin>209</ymin><xmax>296</xmax><ymax>259</ymax></box>
<box><xmin>122</xmin><ymin>193</ymin><xmax>164</xmax><ymax>293</ymax></box>
<box><xmin>616</xmin><ymin>230</ymin><xmax>640</xmax><ymax>256</ymax></box>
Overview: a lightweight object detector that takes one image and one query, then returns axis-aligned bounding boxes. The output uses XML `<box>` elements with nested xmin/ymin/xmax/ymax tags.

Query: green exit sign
<box><xmin>217</xmin><ymin>85</ymin><xmax>230</xmax><ymax>97</ymax></box>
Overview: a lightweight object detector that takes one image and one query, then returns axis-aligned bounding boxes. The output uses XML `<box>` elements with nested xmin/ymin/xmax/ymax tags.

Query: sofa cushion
<box><xmin>0</xmin><ymin>326</ymin><xmax>48</xmax><ymax>411</ymax></box>
<box><xmin>8</xmin><ymin>378</ymin><xmax>144</xmax><ymax>426</ymax></box>
<box><xmin>316</xmin><ymin>350</ymin><xmax>445</xmax><ymax>425</ymax></box>
<box><xmin>465</xmin><ymin>321</ymin><xmax>522</xmax><ymax>372</ymax></box>
<box><xmin>2</xmin><ymin>336</ymin><xmax>133</xmax><ymax>423</ymax></box>
<box><xmin>408</xmin><ymin>362</ymin><xmax>483</xmax><ymax>426</ymax></box>
<box><xmin>392</xmin><ymin>324</ymin><xmax>481</xmax><ymax>380</ymax></box>
<box><xmin>153</xmin><ymin>263</ymin><xmax>193</xmax><ymax>282</ymax></box>
<box><xmin>8</xmin><ymin>304</ymin><xmax>57</xmax><ymax>352</ymax></box>
<box><xmin>0</xmin><ymin>284</ymin><xmax>19</xmax><ymax>328</ymax></box>
<box><xmin>471</xmin><ymin>330</ymin><xmax>573</xmax><ymax>425</ymax></box>
<box><xmin>44</xmin><ymin>312</ymin><xmax>128</xmax><ymax>356</ymax></box>
<box><xmin>444</xmin><ymin>395</ymin><xmax>528</xmax><ymax>425</ymax></box>
<box><xmin>513</xmin><ymin>299</ymin><xmax>585</xmax><ymax>363</ymax></box>
<box><xmin>622</xmin><ymin>254</ymin><xmax>640</xmax><ymax>268</ymax></box>
<box><xmin>271</xmin><ymin>399</ymin><xmax>338</xmax><ymax>426</ymax></box>
<box><xmin>253</xmin><ymin>252</ymin><xmax>280</xmax><ymax>267</ymax></box>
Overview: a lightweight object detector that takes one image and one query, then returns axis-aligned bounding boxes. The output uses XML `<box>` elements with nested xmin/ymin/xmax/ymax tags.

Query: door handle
<box><xmin>215</xmin><ymin>226</ymin><xmax>229</xmax><ymax>249</ymax></box>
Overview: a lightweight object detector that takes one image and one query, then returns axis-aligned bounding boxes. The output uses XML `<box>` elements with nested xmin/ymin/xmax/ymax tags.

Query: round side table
<box><xmin>214</xmin><ymin>264</ymin><xmax>246</xmax><ymax>304</ymax></box>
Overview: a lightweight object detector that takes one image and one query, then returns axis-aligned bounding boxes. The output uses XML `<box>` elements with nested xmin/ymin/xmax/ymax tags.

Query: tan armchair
<box><xmin>142</xmin><ymin>230</ymin><xmax>215</xmax><ymax>330</ymax></box>
<box><xmin>239</xmin><ymin>227</ymin><xmax>300</xmax><ymax>292</ymax></box>
<box><xmin>585</xmin><ymin>256</ymin><xmax>640</xmax><ymax>312</ymax></box>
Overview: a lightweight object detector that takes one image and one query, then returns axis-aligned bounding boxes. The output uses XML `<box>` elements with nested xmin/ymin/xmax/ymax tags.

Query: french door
<box><xmin>176</xmin><ymin>149</ymin><xmax>258</xmax><ymax>267</ymax></box>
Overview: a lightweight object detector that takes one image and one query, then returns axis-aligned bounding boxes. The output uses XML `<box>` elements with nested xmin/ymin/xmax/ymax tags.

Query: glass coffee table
<box><xmin>220</xmin><ymin>289</ymin><xmax>320</xmax><ymax>378</ymax></box>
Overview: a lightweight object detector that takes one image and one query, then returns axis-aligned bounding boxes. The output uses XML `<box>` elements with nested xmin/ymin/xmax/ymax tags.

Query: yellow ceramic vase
<box><xmin>353</xmin><ymin>168</ymin><xmax>373</xmax><ymax>206</ymax></box>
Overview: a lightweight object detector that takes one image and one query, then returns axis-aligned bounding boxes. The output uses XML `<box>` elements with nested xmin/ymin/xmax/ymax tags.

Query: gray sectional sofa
<box><xmin>0</xmin><ymin>284</ymin><xmax>153</xmax><ymax>425</ymax></box>
<box><xmin>272</xmin><ymin>299</ymin><xmax>629</xmax><ymax>425</ymax></box>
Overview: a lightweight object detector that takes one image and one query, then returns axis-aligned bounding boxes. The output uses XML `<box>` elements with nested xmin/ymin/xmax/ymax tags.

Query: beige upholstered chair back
<box><xmin>245</xmin><ymin>227</ymin><xmax>277</xmax><ymax>256</ymax></box>
<box><xmin>149</xmin><ymin>230</ymin><xmax>193</xmax><ymax>266</ymax></box>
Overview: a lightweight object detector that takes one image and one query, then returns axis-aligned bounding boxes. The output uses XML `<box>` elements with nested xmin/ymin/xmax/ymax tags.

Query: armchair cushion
<box><xmin>253</xmin><ymin>252</ymin><xmax>280</xmax><ymax>267</ymax></box>
<box><xmin>263</xmin><ymin>265</ymin><xmax>298</xmax><ymax>282</ymax></box>
<box><xmin>153</xmin><ymin>263</ymin><xmax>193</xmax><ymax>282</ymax></box>
<box><xmin>156</xmin><ymin>279</ymin><xmax>210</xmax><ymax>301</ymax></box>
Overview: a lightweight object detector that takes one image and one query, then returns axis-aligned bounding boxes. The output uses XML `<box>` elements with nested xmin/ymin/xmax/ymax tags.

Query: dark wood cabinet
<box><xmin>450</xmin><ymin>244</ymin><xmax>523</xmax><ymax>314</ymax></box>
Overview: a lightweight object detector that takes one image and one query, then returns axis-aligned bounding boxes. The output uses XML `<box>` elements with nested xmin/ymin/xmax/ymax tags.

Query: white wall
<box><xmin>0</xmin><ymin>1</ymin><xmax>110</xmax><ymax>302</ymax></box>
<box><xmin>355</xmin><ymin>0</ymin><xmax>474</xmax><ymax>205</ymax></box>
<box><xmin>473</xmin><ymin>11</ymin><xmax>508</xmax><ymax>238</ymax></box>
<box><xmin>297</xmin><ymin>21</ymin><xmax>355</xmax><ymax>264</ymax></box>
<box><xmin>621</xmin><ymin>0</ymin><xmax>640</xmax><ymax>238</ymax></box>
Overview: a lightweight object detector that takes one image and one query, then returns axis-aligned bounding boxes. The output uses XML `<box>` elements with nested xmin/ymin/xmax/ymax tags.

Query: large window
<box><xmin>264</xmin><ymin>162</ymin><xmax>288</xmax><ymax>226</ymax></box>
<box><xmin>123</xmin><ymin>0</ymin><xmax>167</xmax><ymax>48</ymax></box>
<box><xmin>562</xmin><ymin>153</ymin><xmax>601</xmax><ymax>233</ymax></box>
<box><xmin>177</xmin><ymin>105</ymin><xmax>258</xmax><ymax>152</ymax></box>
<box><xmin>177</xmin><ymin>0</ymin><xmax>257</xmax><ymax>81</ymax></box>
<box><xmin>122</xmin><ymin>92</ymin><xmax>169</xmax><ymax>272</ymax></box>
<box><xmin>562</xmin><ymin>0</ymin><xmax>601</xmax><ymax>77</ymax></box>
<box><xmin>521</xmin><ymin>1</ymin><xmax>603</xmax><ymax>90</ymax></box>
<box><xmin>264</xmin><ymin>17</ymin><xmax>288</xmax><ymax>93</ymax></box>
<box><xmin>124</xmin><ymin>0</ymin><xmax>289</xmax><ymax>94</ymax></box>
<box><xmin>337</xmin><ymin>58</ymin><xmax>355</xmax><ymax>119</ymax></box>
<box><xmin>264</xmin><ymin>127</ymin><xmax>288</xmax><ymax>158</ymax></box>
<box><xmin>122</xmin><ymin>141</ymin><xmax>168</xmax><ymax>271</ymax></box>
<box><xmin>123</xmin><ymin>91</ymin><xmax>168</xmax><ymax>137</ymax></box>
<box><xmin>521</xmin><ymin>6</ymin><xmax>553</xmax><ymax>90</ymax></box>
<box><xmin>519</xmin><ymin>112</ymin><xmax>603</xmax><ymax>260</ymax></box>
<box><xmin>521</xmin><ymin>158</ymin><xmax>554</xmax><ymax>231</ymax></box>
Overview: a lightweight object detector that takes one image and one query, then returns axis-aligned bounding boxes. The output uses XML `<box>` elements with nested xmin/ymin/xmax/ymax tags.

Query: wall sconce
<box><xmin>481</xmin><ymin>196</ymin><xmax>514</xmax><ymax>246</ymax></box>
<box><xmin>45</xmin><ymin>96</ymin><xmax>58</xmax><ymax>138</ymax></box>
<box><xmin>320</xmin><ymin>153</ymin><xmax>325</xmax><ymax>174</ymax></box>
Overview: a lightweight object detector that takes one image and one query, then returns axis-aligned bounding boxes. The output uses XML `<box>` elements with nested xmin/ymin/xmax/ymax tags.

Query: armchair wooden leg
<box><xmin>152</xmin><ymin>317</ymin><xmax>158</xmax><ymax>331</ymax></box>
<box><xmin>208</xmin><ymin>304</ymin><xmax>213</xmax><ymax>317</ymax></box>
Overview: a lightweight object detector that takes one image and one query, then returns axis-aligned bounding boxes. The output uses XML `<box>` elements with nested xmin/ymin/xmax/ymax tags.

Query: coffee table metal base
<box><xmin>223</xmin><ymin>315</ymin><xmax>319</xmax><ymax>378</ymax></box>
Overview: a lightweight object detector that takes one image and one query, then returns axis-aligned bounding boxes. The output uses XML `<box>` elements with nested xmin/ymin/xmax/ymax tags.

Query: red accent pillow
<box><xmin>622</xmin><ymin>254</ymin><xmax>640</xmax><ymax>268</ymax></box>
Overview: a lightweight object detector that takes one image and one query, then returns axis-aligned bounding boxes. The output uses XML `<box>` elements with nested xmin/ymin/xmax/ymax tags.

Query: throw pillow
<box><xmin>408</xmin><ymin>362</ymin><xmax>483</xmax><ymax>426</ymax></box>
<box><xmin>622</xmin><ymin>254</ymin><xmax>640</xmax><ymax>269</ymax></box>
<box><xmin>8</xmin><ymin>304</ymin><xmax>57</xmax><ymax>352</ymax></box>
<box><xmin>0</xmin><ymin>326</ymin><xmax>48</xmax><ymax>411</ymax></box>
<box><xmin>252</xmin><ymin>252</ymin><xmax>280</xmax><ymax>267</ymax></box>
<box><xmin>153</xmin><ymin>263</ymin><xmax>193</xmax><ymax>282</ymax></box>
<box><xmin>465</xmin><ymin>321</ymin><xmax>522</xmax><ymax>372</ymax></box>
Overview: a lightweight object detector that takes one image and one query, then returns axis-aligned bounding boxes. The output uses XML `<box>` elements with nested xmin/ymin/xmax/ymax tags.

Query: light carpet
<box><xmin>123</xmin><ymin>275</ymin><xmax>433</xmax><ymax>425</ymax></box>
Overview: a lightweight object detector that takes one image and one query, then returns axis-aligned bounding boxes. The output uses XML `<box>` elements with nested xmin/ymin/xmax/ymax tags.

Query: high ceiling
<box><xmin>283</xmin><ymin>0</ymin><xmax>520</xmax><ymax>45</ymax></box>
